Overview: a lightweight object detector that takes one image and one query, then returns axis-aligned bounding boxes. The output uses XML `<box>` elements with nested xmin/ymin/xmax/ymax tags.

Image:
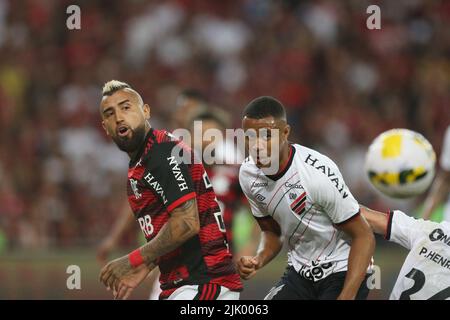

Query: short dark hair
<box><xmin>179</xmin><ymin>88</ymin><xmax>207</xmax><ymax>103</ymax></box>
<box><xmin>242</xmin><ymin>96</ymin><xmax>286</xmax><ymax>120</ymax></box>
<box><xmin>190</xmin><ymin>111</ymin><xmax>227</xmax><ymax>129</ymax></box>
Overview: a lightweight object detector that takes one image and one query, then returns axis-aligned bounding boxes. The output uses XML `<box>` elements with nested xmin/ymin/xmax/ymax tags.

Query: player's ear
<box><xmin>143</xmin><ymin>104</ymin><xmax>151</xmax><ymax>120</ymax></box>
<box><xmin>284</xmin><ymin>123</ymin><xmax>291</xmax><ymax>140</ymax></box>
<box><xmin>101</xmin><ymin>120</ymin><xmax>110</xmax><ymax>136</ymax></box>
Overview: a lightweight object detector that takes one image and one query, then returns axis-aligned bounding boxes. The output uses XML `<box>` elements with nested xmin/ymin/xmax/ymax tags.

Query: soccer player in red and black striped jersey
<box><xmin>99</xmin><ymin>80</ymin><xmax>242</xmax><ymax>300</ymax></box>
<box><xmin>187</xmin><ymin>111</ymin><xmax>246</xmax><ymax>252</ymax></box>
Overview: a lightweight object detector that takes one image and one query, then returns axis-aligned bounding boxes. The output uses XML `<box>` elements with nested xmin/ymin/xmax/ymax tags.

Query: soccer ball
<box><xmin>364</xmin><ymin>128</ymin><xmax>436</xmax><ymax>198</ymax></box>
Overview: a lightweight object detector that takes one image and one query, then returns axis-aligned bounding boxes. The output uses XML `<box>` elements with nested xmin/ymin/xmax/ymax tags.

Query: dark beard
<box><xmin>113</xmin><ymin>124</ymin><xmax>146</xmax><ymax>153</ymax></box>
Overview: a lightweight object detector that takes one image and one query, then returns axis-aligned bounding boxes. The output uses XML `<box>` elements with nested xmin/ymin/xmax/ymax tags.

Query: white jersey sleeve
<box><xmin>440</xmin><ymin>125</ymin><xmax>450</xmax><ymax>171</ymax></box>
<box><xmin>239</xmin><ymin>162</ymin><xmax>266</xmax><ymax>218</ymax></box>
<box><xmin>386</xmin><ymin>210</ymin><xmax>427</xmax><ymax>250</ymax></box>
<box><xmin>309</xmin><ymin>156</ymin><xmax>360</xmax><ymax>224</ymax></box>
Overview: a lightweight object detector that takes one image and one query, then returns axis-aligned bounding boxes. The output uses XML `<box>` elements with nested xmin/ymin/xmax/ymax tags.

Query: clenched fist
<box><xmin>236</xmin><ymin>256</ymin><xmax>262</xmax><ymax>280</ymax></box>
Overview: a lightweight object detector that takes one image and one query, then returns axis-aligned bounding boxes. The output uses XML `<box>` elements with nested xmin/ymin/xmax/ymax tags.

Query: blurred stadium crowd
<box><xmin>0</xmin><ymin>0</ymin><xmax>449</xmax><ymax>250</ymax></box>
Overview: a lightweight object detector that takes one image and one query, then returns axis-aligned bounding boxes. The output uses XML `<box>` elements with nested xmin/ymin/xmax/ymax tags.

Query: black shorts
<box><xmin>265</xmin><ymin>266</ymin><xmax>370</xmax><ymax>300</ymax></box>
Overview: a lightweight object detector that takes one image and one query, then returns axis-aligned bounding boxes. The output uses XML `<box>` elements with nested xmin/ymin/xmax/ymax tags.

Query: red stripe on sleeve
<box><xmin>166</xmin><ymin>192</ymin><xmax>196</xmax><ymax>213</ymax></box>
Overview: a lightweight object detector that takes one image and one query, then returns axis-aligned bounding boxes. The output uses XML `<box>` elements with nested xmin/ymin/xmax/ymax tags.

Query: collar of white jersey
<box><xmin>264</xmin><ymin>144</ymin><xmax>296</xmax><ymax>181</ymax></box>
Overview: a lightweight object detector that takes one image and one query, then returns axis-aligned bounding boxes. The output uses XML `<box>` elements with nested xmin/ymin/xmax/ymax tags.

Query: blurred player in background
<box><xmin>237</xmin><ymin>96</ymin><xmax>375</xmax><ymax>300</ymax></box>
<box><xmin>171</xmin><ymin>89</ymin><xmax>231</xmax><ymax>132</ymax></box>
<box><xmin>187</xmin><ymin>111</ymin><xmax>258</xmax><ymax>256</ymax></box>
<box><xmin>361</xmin><ymin>206</ymin><xmax>450</xmax><ymax>299</ymax></box>
<box><xmin>171</xmin><ymin>89</ymin><xmax>208</xmax><ymax>130</ymax></box>
<box><xmin>422</xmin><ymin>125</ymin><xmax>450</xmax><ymax>222</ymax></box>
<box><xmin>98</xmin><ymin>80</ymin><xmax>242</xmax><ymax>300</ymax></box>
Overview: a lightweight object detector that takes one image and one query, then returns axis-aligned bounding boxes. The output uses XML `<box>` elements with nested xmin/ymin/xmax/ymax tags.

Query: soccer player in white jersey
<box><xmin>237</xmin><ymin>96</ymin><xmax>375</xmax><ymax>300</ymax></box>
<box><xmin>422</xmin><ymin>125</ymin><xmax>450</xmax><ymax>222</ymax></box>
<box><xmin>361</xmin><ymin>206</ymin><xmax>450</xmax><ymax>300</ymax></box>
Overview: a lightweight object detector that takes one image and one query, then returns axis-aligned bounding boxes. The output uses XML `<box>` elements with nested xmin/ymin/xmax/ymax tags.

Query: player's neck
<box><xmin>261</xmin><ymin>142</ymin><xmax>291</xmax><ymax>178</ymax></box>
<box><xmin>278</xmin><ymin>143</ymin><xmax>291</xmax><ymax>172</ymax></box>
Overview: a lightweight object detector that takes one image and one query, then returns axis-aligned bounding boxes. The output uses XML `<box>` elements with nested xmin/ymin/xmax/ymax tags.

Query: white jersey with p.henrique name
<box><xmin>387</xmin><ymin>210</ymin><xmax>450</xmax><ymax>300</ymax></box>
<box><xmin>240</xmin><ymin>144</ymin><xmax>369</xmax><ymax>282</ymax></box>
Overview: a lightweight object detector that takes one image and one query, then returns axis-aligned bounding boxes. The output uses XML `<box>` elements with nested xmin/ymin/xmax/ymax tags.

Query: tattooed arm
<box><xmin>140</xmin><ymin>198</ymin><xmax>200</xmax><ymax>265</ymax></box>
<box><xmin>99</xmin><ymin>198</ymin><xmax>200</xmax><ymax>298</ymax></box>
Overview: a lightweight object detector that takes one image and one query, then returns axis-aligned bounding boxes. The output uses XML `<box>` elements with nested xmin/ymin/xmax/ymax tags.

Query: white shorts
<box><xmin>166</xmin><ymin>284</ymin><xmax>240</xmax><ymax>300</ymax></box>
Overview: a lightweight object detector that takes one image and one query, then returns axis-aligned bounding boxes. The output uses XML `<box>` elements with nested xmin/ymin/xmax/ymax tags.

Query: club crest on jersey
<box><xmin>129</xmin><ymin>178</ymin><xmax>142</xmax><ymax>199</ymax></box>
<box><xmin>143</xmin><ymin>172</ymin><xmax>168</xmax><ymax>204</ymax></box>
<box><xmin>290</xmin><ymin>192</ymin><xmax>307</xmax><ymax>215</ymax></box>
<box><xmin>167</xmin><ymin>156</ymin><xmax>189</xmax><ymax>191</ymax></box>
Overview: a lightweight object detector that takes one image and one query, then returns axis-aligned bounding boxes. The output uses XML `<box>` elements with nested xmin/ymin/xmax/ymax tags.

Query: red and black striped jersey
<box><xmin>127</xmin><ymin>128</ymin><xmax>242</xmax><ymax>298</ymax></box>
<box><xmin>204</xmin><ymin>165</ymin><xmax>244</xmax><ymax>252</ymax></box>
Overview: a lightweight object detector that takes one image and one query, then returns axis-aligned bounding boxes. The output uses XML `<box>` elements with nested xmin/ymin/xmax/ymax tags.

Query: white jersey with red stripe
<box><xmin>239</xmin><ymin>143</ymin><xmax>369</xmax><ymax>281</ymax></box>
<box><xmin>386</xmin><ymin>210</ymin><xmax>450</xmax><ymax>300</ymax></box>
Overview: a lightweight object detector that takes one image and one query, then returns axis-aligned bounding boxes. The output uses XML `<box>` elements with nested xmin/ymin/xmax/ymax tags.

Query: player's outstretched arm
<box><xmin>335</xmin><ymin>213</ymin><xmax>375</xmax><ymax>300</ymax></box>
<box><xmin>237</xmin><ymin>216</ymin><xmax>283</xmax><ymax>280</ymax></box>
<box><xmin>359</xmin><ymin>205</ymin><xmax>389</xmax><ymax>235</ymax></box>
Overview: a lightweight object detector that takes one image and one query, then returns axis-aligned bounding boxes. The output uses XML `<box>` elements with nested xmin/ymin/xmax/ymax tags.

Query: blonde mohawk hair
<box><xmin>102</xmin><ymin>80</ymin><xmax>131</xmax><ymax>96</ymax></box>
